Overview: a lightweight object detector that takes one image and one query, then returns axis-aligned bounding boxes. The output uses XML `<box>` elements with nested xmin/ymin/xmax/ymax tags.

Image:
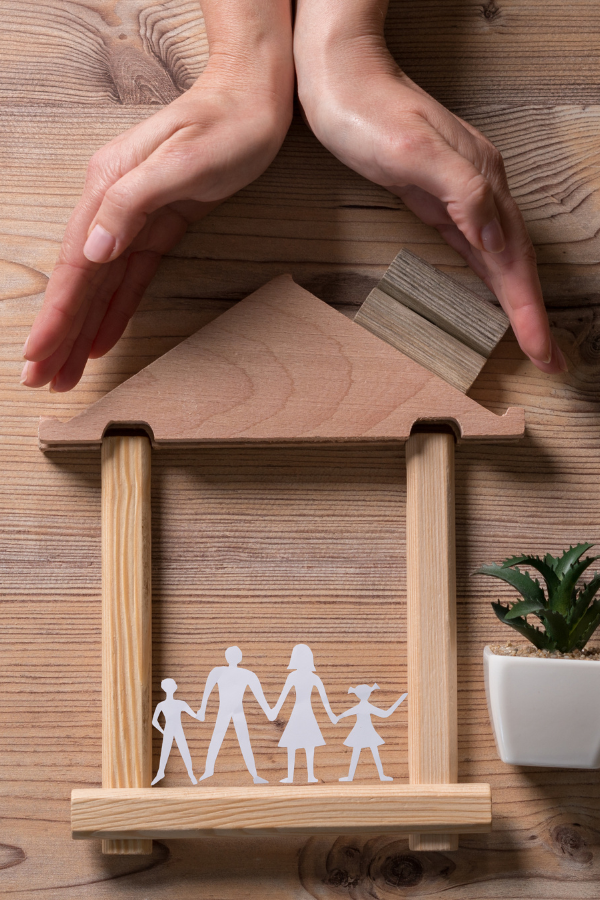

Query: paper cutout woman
<box><xmin>269</xmin><ymin>644</ymin><xmax>338</xmax><ymax>784</ymax></box>
<box><xmin>337</xmin><ymin>684</ymin><xmax>407</xmax><ymax>782</ymax></box>
<box><xmin>151</xmin><ymin>678</ymin><xmax>198</xmax><ymax>785</ymax></box>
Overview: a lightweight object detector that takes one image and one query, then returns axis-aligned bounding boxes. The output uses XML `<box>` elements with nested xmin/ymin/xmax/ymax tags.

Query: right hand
<box><xmin>22</xmin><ymin>42</ymin><xmax>293</xmax><ymax>392</ymax></box>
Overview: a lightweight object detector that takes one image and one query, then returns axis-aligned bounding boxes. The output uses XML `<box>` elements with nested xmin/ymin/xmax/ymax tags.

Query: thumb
<box><xmin>82</xmin><ymin>148</ymin><xmax>199</xmax><ymax>264</ymax></box>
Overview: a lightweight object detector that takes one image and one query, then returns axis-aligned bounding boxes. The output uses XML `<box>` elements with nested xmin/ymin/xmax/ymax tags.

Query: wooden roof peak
<box><xmin>39</xmin><ymin>274</ymin><xmax>524</xmax><ymax>450</ymax></box>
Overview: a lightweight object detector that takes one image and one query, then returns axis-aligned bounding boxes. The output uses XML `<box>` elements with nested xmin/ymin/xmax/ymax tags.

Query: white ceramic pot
<box><xmin>484</xmin><ymin>645</ymin><xmax>600</xmax><ymax>768</ymax></box>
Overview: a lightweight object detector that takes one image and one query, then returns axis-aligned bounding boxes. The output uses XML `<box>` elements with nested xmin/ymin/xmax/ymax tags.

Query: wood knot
<box><xmin>580</xmin><ymin>326</ymin><xmax>600</xmax><ymax>366</ymax></box>
<box><xmin>325</xmin><ymin>868</ymin><xmax>360</xmax><ymax>889</ymax></box>
<box><xmin>480</xmin><ymin>1</ymin><xmax>501</xmax><ymax>20</ymax></box>
<box><xmin>551</xmin><ymin>825</ymin><xmax>593</xmax><ymax>864</ymax></box>
<box><xmin>108</xmin><ymin>45</ymin><xmax>181</xmax><ymax>105</ymax></box>
<box><xmin>0</xmin><ymin>842</ymin><xmax>26</xmax><ymax>870</ymax></box>
<box><xmin>380</xmin><ymin>854</ymin><xmax>424</xmax><ymax>888</ymax></box>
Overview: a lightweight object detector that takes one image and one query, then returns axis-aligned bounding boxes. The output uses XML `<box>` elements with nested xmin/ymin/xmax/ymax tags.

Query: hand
<box><xmin>22</xmin><ymin>3</ymin><xmax>293</xmax><ymax>392</ymax></box>
<box><xmin>294</xmin><ymin>0</ymin><xmax>567</xmax><ymax>374</ymax></box>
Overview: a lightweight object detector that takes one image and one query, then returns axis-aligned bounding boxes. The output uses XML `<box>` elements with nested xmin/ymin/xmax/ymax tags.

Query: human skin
<box><xmin>22</xmin><ymin>0</ymin><xmax>565</xmax><ymax>391</ymax></box>
<box><xmin>21</xmin><ymin>0</ymin><xmax>294</xmax><ymax>392</ymax></box>
<box><xmin>294</xmin><ymin>0</ymin><xmax>567</xmax><ymax>374</ymax></box>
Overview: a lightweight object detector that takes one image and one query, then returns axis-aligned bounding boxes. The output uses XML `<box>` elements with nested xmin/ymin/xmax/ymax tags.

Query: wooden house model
<box><xmin>39</xmin><ymin>273</ymin><xmax>524</xmax><ymax>855</ymax></box>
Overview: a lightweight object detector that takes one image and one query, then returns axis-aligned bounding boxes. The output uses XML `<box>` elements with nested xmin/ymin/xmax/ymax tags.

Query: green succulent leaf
<box><xmin>500</xmin><ymin>555</ymin><xmax>560</xmax><ymax>595</ymax></box>
<box><xmin>568</xmin><ymin>600</ymin><xmax>600</xmax><ymax>649</ymax></box>
<box><xmin>567</xmin><ymin>574</ymin><xmax>600</xmax><ymax>625</ymax></box>
<box><xmin>479</xmin><ymin>544</ymin><xmax>600</xmax><ymax>652</ymax></box>
<box><xmin>492</xmin><ymin>602</ymin><xmax>553</xmax><ymax>650</ymax></box>
<box><xmin>504</xmin><ymin>598</ymin><xmax>547</xmax><ymax>620</ymax></box>
<box><xmin>537</xmin><ymin>609</ymin><xmax>570</xmax><ymax>651</ymax></box>
<box><xmin>553</xmin><ymin>543</ymin><xmax>595</xmax><ymax>578</ymax></box>
<box><xmin>476</xmin><ymin>563</ymin><xmax>546</xmax><ymax>606</ymax></box>
<box><xmin>548</xmin><ymin>556</ymin><xmax>600</xmax><ymax>615</ymax></box>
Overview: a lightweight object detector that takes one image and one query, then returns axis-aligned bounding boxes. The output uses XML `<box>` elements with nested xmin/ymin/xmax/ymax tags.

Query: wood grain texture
<box><xmin>3</xmin><ymin>1</ymin><xmax>600</xmax><ymax>897</ymax></box>
<box><xmin>101</xmin><ymin>436</ymin><xmax>152</xmax><ymax>855</ymax></box>
<box><xmin>355</xmin><ymin>286</ymin><xmax>487</xmax><ymax>394</ymax></box>
<box><xmin>406</xmin><ymin>433</ymin><xmax>458</xmax><ymax>852</ymax></box>
<box><xmin>39</xmin><ymin>276</ymin><xmax>524</xmax><ymax>448</ymax></box>
<box><xmin>376</xmin><ymin>249</ymin><xmax>509</xmax><ymax>358</ymax></box>
<box><xmin>71</xmin><ymin>784</ymin><xmax>492</xmax><ymax>838</ymax></box>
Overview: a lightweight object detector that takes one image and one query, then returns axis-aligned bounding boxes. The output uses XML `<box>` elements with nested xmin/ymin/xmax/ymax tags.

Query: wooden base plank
<box><xmin>71</xmin><ymin>784</ymin><xmax>491</xmax><ymax>840</ymax></box>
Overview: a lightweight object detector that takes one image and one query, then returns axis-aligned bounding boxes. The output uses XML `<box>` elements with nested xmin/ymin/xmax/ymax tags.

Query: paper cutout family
<box><xmin>152</xmin><ymin>644</ymin><xmax>407</xmax><ymax>785</ymax></box>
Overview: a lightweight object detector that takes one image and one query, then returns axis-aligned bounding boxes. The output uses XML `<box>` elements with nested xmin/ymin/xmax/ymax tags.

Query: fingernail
<box><xmin>20</xmin><ymin>362</ymin><xmax>29</xmax><ymax>385</ymax></box>
<box><xmin>23</xmin><ymin>336</ymin><xmax>29</xmax><ymax>359</ymax></box>
<box><xmin>83</xmin><ymin>224</ymin><xmax>115</xmax><ymax>263</ymax></box>
<box><xmin>555</xmin><ymin>345</ymin><xmax>568</xmax><ymax>372</ymax></box>
<box><xmin>49</xmin><ymin>381</ymin><xmax>57</xmax><ymax>393</ymax></box>
<box><xmin>481</xmin><ymin>218</ymin><xmax>506</xmax><ymax>253</ymax></box>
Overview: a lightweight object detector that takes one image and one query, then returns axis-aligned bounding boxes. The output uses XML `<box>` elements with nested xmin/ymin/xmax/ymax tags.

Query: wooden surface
<box><xmin>406</xmin><ymin>433</ymin><xmax>458</xmax><ymax>852</ymax></box>
<box><xmin>71</xmin><ymin>784</ymin><xmax>492</xmax><ymax>838</ymax></box>
<box><xmin>2</xmin><ymin>1</ymin><xmax>600</xmax><ymax>897</ymax></box>
<box><xmin>355</xmin><ymin>250</ymin><xmax>508</xmax><ymax>392</ymax></box>
<box><xmin>39</xmin><ymin>275</ymin><xmax>523</xmax><ymax>449</ymax></box>
<box><xmin>101</xmin><ymin>436</ymin><xmax>152</xmax><ymax>855</ymax></box>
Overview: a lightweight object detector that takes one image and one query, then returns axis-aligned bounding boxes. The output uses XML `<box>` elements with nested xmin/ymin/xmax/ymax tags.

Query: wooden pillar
<box><xmin>406</xmin><ymin>431</ymin><xmax>458</xmax><ymax>852</ymax></box>
<box><xmin>101</xmin><ymin>435</ymin><xmax>152</xmax><ymax>855</ymax></box>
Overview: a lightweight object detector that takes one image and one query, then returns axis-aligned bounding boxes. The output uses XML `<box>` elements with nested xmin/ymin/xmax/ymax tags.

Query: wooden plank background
<box><xmin>1</xmin><ymin>0</ymin><xmax>600</xmax><ymax>896</ymax></box>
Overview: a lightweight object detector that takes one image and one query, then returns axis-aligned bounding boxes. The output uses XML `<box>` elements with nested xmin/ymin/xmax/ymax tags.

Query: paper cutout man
<box><xmin>197</xmin><ymin>646</ymin><xmax>271</xmax><ymax>784</ymax></box>
<box><xmin>337</xmin><ymin>683</ymin><xmax>407</xmax><ymax>782</ymax></box>
<box><xmin>151</xmin><ymin>678</ymin><xmax>198</xmax><ymax>785</ymax></box>
<box><xmin>269</xmin><ymin>644</ymin><xmax>338</xmax><ymax>784</ymax></box>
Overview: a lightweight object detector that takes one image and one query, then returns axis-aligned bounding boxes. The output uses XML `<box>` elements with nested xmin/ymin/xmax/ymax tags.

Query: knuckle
<box><xmin>103</xmin><ymin>181</ymin><xmax>134</xmax><ymax>214</ymax></box>
<box><xmin>484</xmin><ymin>144</ymin><xmax>506</xmax><ymax>179</ymax></box>
<box><xmin>86</xmin><ymin>149</ymin><xmax>109</xmax><ymax>182</ymax></box>
<box><xmin>463</xmin><ymin>172</ymin><xmax>494</xmax><ymax>209</ymax></box>
<box><xmin>376</xmin><ymin>126</ymin><xmax>434</xmax><ymax>181</ymax></box>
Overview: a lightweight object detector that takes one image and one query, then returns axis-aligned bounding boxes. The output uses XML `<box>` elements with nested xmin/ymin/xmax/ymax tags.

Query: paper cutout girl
<box><xmin>337</xmin><ymin>683</ymin><xmax>407</xmax><ymax>782</ymax></box>
<box><xmin>269</xmin><ymin>644</ymin><xmax>338</xmax><ymax>784</ymax></box>
<box><xmin>151</xmin><ymin>678</ymin><xmax>198</xmax><ymax>785</ymax></box>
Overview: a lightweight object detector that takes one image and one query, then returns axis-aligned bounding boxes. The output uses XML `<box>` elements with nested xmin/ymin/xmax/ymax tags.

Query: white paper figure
<box><xmin>337</xmin><ymin>683</ymin><xmax>407</xmax><ymax>782</ymax></box>
<box><xmin>151</xmin><ymin>678</ymin><xmax>198</xmax><ymax>785</ymax></box>
<box><xmin>197</xmin><ymin>646</ymin><xmax>271</xmax><ymax>784</ymax></box>
<box><xmin>269</xmin><ymin>644</ymin><xmax>338</xmax><ymax>784</ymax></box>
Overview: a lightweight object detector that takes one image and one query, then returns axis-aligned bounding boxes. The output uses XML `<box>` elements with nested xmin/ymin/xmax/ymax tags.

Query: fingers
<box><xmin>81</xmin><ymin>135</ymin><xmax>215</xmax><ymax>265</ymax></box>
<box><xmin>387</xmin><ymin>125</ymin><xmax>565</xmax><ymax>371</ymax></box>
<box><xmin>23</xmin><ymin>110</ymin><xmax>181</xmax><ymax>366</ymax></box>
<box><xmin>383</xmin><ymin>124</ymin><xmax>506</xmax><ymax>255</ymax></box>
<box><xmin>47</xmin><ymin>208</ymin><xmax>190</xmax><ymax>390</ymax></box>
<box><xmin>89</xmin><ymin>250</ymin><xmax>163</xmax><ymax>361</ymax></box>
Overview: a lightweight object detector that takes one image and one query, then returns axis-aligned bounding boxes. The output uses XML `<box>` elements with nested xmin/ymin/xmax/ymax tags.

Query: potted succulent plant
<box><xmin>476</xmin><ymin>543</ymin><xmax>600</xmax><ymax>768</ymax></box>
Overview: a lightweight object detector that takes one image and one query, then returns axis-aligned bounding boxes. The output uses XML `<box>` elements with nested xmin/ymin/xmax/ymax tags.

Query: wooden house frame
<box><xmin>39</xmin><ymin>275</ymin><xmax>524</xmax><ymax>855</ymax></box>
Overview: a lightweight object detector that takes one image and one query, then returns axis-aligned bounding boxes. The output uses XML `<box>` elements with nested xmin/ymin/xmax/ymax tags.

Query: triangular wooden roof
<box><xmin>39</xmin><ymin>275</ymin><xmax>524</xmax><ymax>450</ymax></box>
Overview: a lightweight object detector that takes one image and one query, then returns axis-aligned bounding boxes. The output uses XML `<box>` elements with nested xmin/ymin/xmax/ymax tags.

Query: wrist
<box><xmin>294</xmin><ymin>0</ymin><xmax>397</xmax><ymax>111</ymax></box>
<box><xmin>200</xmin><ymin>0</ymin><xmax>293</xmax><ymax>92</ymax></box>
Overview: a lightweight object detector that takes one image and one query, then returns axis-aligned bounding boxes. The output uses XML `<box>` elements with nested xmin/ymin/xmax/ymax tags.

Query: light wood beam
<box><xmin>71</xmin><ymin>784</ymin><xmax>491</xmax><ymax>839</ymax></box>
<box><xmin>406</xmin><ymin>431</ymin><xmax>458</xmax><ymax>852</ymax></box>
<box><xmin>101</xmin><ymin>435</ymin><xmax>152</xmax><ymax>856</ymax></box>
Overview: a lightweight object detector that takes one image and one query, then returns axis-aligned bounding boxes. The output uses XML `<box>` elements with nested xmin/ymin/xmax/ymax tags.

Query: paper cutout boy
<box><xmin>197</xmin><ymin>646</ymin><xmax>271</xmax><ymax>784</ymax></box>
<box><xmin>151</xmin><ymin>678</ymin><xmax>198</xmax><ymax>785</ymax></box>
<box><xmin>337</xmin><ymin>683</ymin><xmax>407</xmax><ymax>782</ymax></box>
